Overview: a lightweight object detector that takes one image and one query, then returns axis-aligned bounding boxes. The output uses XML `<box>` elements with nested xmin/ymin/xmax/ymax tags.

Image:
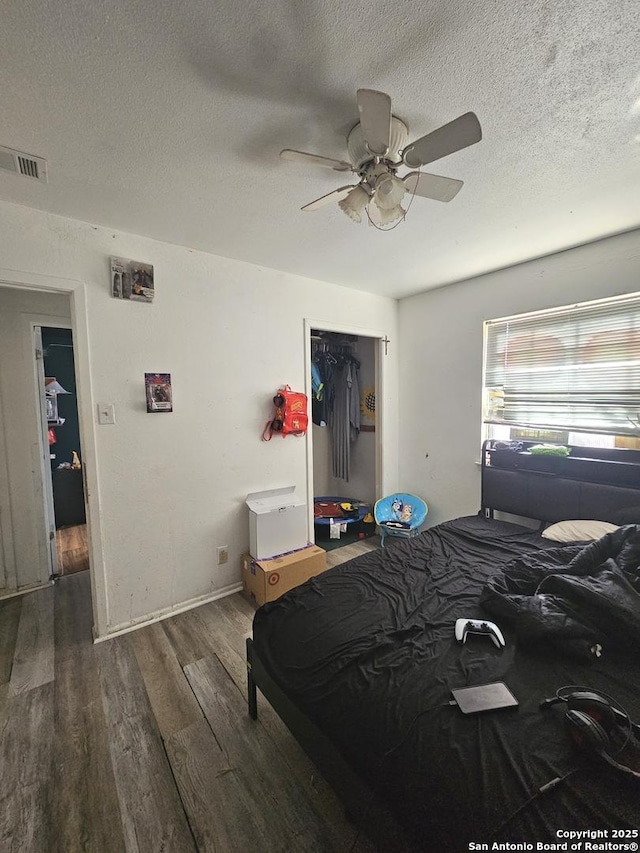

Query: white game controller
<box><xmin>455</xmin><ymin>618</ymin><xmax>506</xmax><ymax>649</ymax></box>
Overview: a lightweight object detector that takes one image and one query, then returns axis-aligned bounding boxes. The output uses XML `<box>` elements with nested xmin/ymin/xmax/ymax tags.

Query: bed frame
<box><xmin>246</xmin><ymin>637</ymin><xmax>373</xmax><ymax>820</ymax></box>
<box><xmin>246</xmin><ymin>441</ymin><xmax>640</xmax><ymax>843</ymax></box>
<box><xmin>481</xmin><ymin>439</ymin><xmax>640</xmax><ymax>523</ymax></box>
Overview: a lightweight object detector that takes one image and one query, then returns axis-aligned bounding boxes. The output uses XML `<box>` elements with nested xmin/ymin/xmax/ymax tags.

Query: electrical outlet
<box><xmin>217</xmin><ymin>546</ymin><xmax>229</xmax><ymax>565</ymax></box>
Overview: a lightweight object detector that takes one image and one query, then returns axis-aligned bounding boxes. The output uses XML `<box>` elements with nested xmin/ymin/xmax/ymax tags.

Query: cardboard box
<box><xmin>241</xmin><ymin>545</ymin><xmax>327</xmax><ymax>607</ymax></box>
<box><xmin>246</xmin><ymin>486</ymin><xmax>307</xmax><ymax>559</ymax></box>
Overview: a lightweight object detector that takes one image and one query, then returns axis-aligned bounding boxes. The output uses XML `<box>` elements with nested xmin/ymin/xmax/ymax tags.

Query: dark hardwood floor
<box><xmin>0</xmin><ymin>539</ymin><xmax>385</xmax><ymax>853</ymax></box>
<box><xmin>56</xmin><ymin>524</ymin><xmax>89</xmax><ymax>576</ymax></box>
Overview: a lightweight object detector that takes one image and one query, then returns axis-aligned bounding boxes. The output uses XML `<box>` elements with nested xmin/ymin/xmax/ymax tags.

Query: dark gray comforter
<box><xmin>253</xmin><ymin>517</ymin><xmax>640</xmax><ymax>850</ymax></box>
<box><xmin>481</xmin><ymin>524</ymin><xmax>640</xmax><ymax>660</ymax></box>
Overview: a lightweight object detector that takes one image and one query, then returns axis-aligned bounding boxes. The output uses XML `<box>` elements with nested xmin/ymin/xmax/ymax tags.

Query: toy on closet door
<box><xmin>262</xmin><ymin>386</ymin><xmax>308</xmax><ymax>440</ymax></box>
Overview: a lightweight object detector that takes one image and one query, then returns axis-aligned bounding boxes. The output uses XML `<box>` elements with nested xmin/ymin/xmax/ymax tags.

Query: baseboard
<box><xmin>92</xmin><ymin>582</ymin><xmax>243</xmax><ymax>642</ymax></box>
<box><xmin>0</xmin><ymin>580</ymin><xmax>54</xmax><ymax>601</ymax></box>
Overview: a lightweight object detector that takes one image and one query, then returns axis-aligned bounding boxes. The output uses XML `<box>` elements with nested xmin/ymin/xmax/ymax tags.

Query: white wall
<box><xmin>0</xmin><ymin>199</ymin><xmax>398</xmax><ymax>636</ymax></box>
<box><xmin>398</xmin><ymin>229</ymin><xmax>640</xmax><ymax>527</ymax></box>
<box><xmin>0</xmin><ymin>288</ymin><xmax>72</xmax><ymax>590</ymax></box>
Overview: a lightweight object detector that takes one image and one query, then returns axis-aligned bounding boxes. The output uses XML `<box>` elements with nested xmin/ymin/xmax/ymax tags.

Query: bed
<box><xmin>247</xmin><ymin>441</ymin><xmax>640</xmax><ymax>851</ymax></box>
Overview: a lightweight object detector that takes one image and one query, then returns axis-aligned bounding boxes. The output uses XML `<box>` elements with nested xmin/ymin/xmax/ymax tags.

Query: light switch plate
<box><xmin>97</xmin><ymin>403</ymin><xmax>116</xmax><ymax>425</ymax></box>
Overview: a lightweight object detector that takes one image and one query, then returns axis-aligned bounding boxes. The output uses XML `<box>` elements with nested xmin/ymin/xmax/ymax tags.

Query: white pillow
<box><xmin>541</xmin><ymin>519</ymin><xmax>619</xmax><ymax>543</ymax></box>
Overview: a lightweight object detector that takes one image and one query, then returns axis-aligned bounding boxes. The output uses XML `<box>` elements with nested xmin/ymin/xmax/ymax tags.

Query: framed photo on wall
<box><xmin>111</xmin><ymin>257</ymin><xmax>154</xmax><ymax>302</ymax></box>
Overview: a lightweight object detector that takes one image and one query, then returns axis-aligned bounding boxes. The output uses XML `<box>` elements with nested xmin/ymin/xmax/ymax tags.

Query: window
<box><xmin>482</xmin><ymin>292</ymin><xmax>640</xmax><ymax>447</ymax></box>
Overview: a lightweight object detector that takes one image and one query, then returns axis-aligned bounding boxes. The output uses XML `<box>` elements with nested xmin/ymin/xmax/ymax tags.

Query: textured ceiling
<box><xmin>1</xmin><ymin>0</ymin><xmax>639</xmax><ymax>299</ymax></box>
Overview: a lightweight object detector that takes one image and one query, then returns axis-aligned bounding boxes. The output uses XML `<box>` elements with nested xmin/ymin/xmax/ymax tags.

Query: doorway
<box><xmin>0</xmin><ymin>269</ymin><xmax>106</xmax><ymax>637</ymax></box>
<box><xmin>305</xmin><ymin>320</ymin><xmax>385</xmax><ymax>552</ymax></box>
<box><xmin>0</xmin><ymin>282</ymin><xmax>93</xmax><ymax>604</ymax></box>
<box><xmin>40</xmin><ymin>326</ymin><xmax>89</xmax><ymax>576</ymax></box>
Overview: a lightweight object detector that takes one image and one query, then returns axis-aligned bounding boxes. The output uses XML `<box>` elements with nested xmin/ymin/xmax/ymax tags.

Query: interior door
<box><xmin>33</xmin><ymin>325</ymin><xmax>58</xmax><ymax>578</ymax></box>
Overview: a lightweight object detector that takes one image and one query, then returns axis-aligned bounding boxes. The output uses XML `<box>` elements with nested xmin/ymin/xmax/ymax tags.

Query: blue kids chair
<box><xmin>374</xmin><ymin>493</ymin><xmax>428</xmax><ymax>547</ymax></box>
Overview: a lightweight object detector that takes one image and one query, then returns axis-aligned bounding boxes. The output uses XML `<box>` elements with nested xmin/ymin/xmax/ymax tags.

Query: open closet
<box><xmin>310</xmin><ymin>328</ymin><xmax>378</xmax><ymax>548</ymax></box>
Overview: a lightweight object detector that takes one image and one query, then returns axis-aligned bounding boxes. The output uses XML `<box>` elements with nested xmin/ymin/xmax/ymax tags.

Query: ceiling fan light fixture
<box><xmin>368</xmin><ymin>202</ymin><xmax>405</xmax><ymax>226</ymax></box>
<box><xmin>374</xmin><ymin>173</ymin><xmax>406</xmax><ymax>210</ymax></box>
<box><xmin>338</xmin><ymin>185</ymin><xmax>370</xmax><ymax>223</ymax></box>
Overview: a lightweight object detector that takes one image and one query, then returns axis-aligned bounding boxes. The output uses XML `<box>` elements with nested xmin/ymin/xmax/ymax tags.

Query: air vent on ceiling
<box><xmin>0</xmin><ymin>145</ymin><xmax>48</xmax><ymax>183</ymax></box>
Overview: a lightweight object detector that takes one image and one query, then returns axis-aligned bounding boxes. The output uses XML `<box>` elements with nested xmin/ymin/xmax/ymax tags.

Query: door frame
<box><xmin>0</xmin><ymin>268</ymin><xmax>107</xmax><ymax>638</ymax></box>
<box><xmin>303</xmin><ymin>318</ymin><xmax>387</xmax><ymax>542</ymax></box>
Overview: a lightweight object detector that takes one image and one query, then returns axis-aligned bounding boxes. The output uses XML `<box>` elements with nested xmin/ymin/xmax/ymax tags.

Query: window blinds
<box><xmin>483</xmin><ymin>293</ymin><xmax>640</xmax><ymax>436</ymax></box>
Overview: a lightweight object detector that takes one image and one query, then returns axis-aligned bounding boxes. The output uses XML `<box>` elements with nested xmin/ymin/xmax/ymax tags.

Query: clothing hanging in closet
<box><xmin>311</xmin><ymin>341</ymin><xmax>360</xmax><ymax>482</ymax></box>
<box><xmin>330</xmin><ymin>359</ymin><xmax>361</xmax><ymax>481</ymax></box>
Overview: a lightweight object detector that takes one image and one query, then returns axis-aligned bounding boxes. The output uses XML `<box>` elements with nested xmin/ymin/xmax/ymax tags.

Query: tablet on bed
<box><xmin>451</xmin><ymin>682</ymin><xmax>519</xmax><ymax>714</ymax></box>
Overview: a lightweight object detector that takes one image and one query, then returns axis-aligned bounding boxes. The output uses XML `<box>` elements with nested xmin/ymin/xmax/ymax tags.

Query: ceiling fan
<box><xmin>280</xmin><ymin>89</ymin><xmax>482</xmax><ymax>227</ymax></box>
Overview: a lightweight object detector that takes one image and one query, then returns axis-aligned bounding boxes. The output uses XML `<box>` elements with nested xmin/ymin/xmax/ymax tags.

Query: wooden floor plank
<box><xmin>0</xmin><ymin>538</ymin><xmax>383</xmax><ymax>853</ymax></box>
<box><xmin>167</xmin><ymin>717</ymin><xmax>280</xmax><ymax>852</ymax></box>
<box><xmin>0</xmin><ymin>682</ymin><xmax>54</xmax><ymax>852</ymax></box>
<box><xmin>324</xmin><ymin>537</ymin><xmax>380</xmax><ymax>569</ymax></box>
<box><xmin>160</xmin><ymin>604</ymin><xmax>343</xmax><ymax>847</ymax></box>
<box><xmin>162</xmin><ymin>607</ymin><xmax>229</xmax><ymax>669</ymax></box>
<box><xmin>162</xmin><ymin>601</ymin><xmax>313</xmax><ymax>774</ymax></box>
<box><xmin>8</xmin><ymin>586</ymin><xmax>54</xmax><ymax>696</ymax></box>
<box><xmin>213</xmin><ymin>593</ymin><xmax>254</xmax><ymax>635</ymax></box>
<box><xmin>64</xmin><ymin>547</ymin><xmax>90</xmax><ymax>574</ymax></box>
<box><xmin>61</xmin><ymin>524</ymin><xmax>87</xmax><ymax>551</ymax></box>
<box><xmin>54</xmin><ymin>572</ymin><xmax>94</xmax><ymax>666</ymax></box>
<box><xmin>179</xmin><ymin>596</ymin><xmax>306</xmax><ymax>734</ymax></box>
<box><xmin>185</xmin><ymin>654</ymin><xmax>346</xmax><ymax>853</ymax></box>
<box><xmin>52</xmin><ymin>661</ymin><xmax>126</xmax><ymax>853</ymax></box>
<box><xmin>189</xmin><ymin>603</ymin><xmax>248</xmax><ymax>684</ymax></box>
<box><xmin>52</xmin><ymin>572</ymin><xmax>125</xmax><ymax>853</ymax></box>
<box><xmin>56</xmin><ymin>532</ymin><xmax>64</xmax><ymax>573</ymax></box>
<box><xmin>97</xmin><ymin>636</ymin><xmax>197</xmax><ymax>853</ymax></box>
<box><xmin>0</xmin><ymin>683</ymin><xmax>9</xmax><ymax>741</ymax></box>
<box><xmin>171</xmin><ymin>593</ymin><xmax>371</xmax><ymax>849</ymax></box>
<box><xmin>222</xmin><ymin>589</ymin><xmax>257</xmax><ymax>621</ymax></box>
<box><xmin>0</xmin><ymin>596</ymin><xmax>22</xmax><ymax>685</ymax></box>
<box><xmin>130</xmin><ymin>621</ymin><xmax>203</xmax><ymax>740</ymax></box>
<box><xmin>191</xmin><ymin>599</ymin><xmax>325</xmax><ymax>771</ymax></box>
<box><xmin>56</xmin><ymin>523</ymin><xmax>89</xmax><ymax>575</ymax></box>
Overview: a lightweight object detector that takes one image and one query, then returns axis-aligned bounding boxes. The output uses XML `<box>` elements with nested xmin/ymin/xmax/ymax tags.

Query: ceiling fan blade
<box><xmin>403</xmin><ymin>171</ymin><xmax>464</xmax><ymax>202</ymax></box>
<box><xmin>301</xmin><ymin>185</ymin><xmax>357</xmax><ymax>211</ymax></box>
<box><xmin>357</xmin><ymin>89</ymin><xmax>392</xmax><ymax>157</ymax></box>
<box><xmin>280</xmin><ymin>149</ymin><xmax>352</xmax><ymax>172</ymax></box>
<box><xmin>401</xmin><ymin>112</ymin><xmax>482</xmax><ymax>168</ymax></box>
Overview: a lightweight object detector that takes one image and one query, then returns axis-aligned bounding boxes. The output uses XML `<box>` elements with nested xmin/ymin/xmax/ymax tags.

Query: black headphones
<box><xmin>541</xmin><ymin>686</ymin><xmax>640</xmax><ymax>779</ymax></box>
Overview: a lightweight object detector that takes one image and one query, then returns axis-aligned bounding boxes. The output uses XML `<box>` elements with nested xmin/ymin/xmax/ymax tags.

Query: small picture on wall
<box><xmin>111</xmin><ymin>256</ymin><xmax>154</xmax><ymax>302</ymax></box>
<box><xmin>360</xmin><ymin>386</ymin><xmax>375</xmax><ymax>432</ymax></box>
<box><xmin>145</xmin><ymin>373</ymin><xmax>173</xmax><ymax>413</ymax></box>
<box><xmin>45</xmin><ymin>395</ymin><xmax>58</xmax><ymax>422</ymax></box>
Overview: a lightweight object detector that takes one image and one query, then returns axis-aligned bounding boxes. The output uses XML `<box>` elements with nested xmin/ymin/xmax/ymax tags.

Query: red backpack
<box><xmin>262</xmin><ymin>386</ymin><xmax>308</xmax><ymax>440</ymax></box>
